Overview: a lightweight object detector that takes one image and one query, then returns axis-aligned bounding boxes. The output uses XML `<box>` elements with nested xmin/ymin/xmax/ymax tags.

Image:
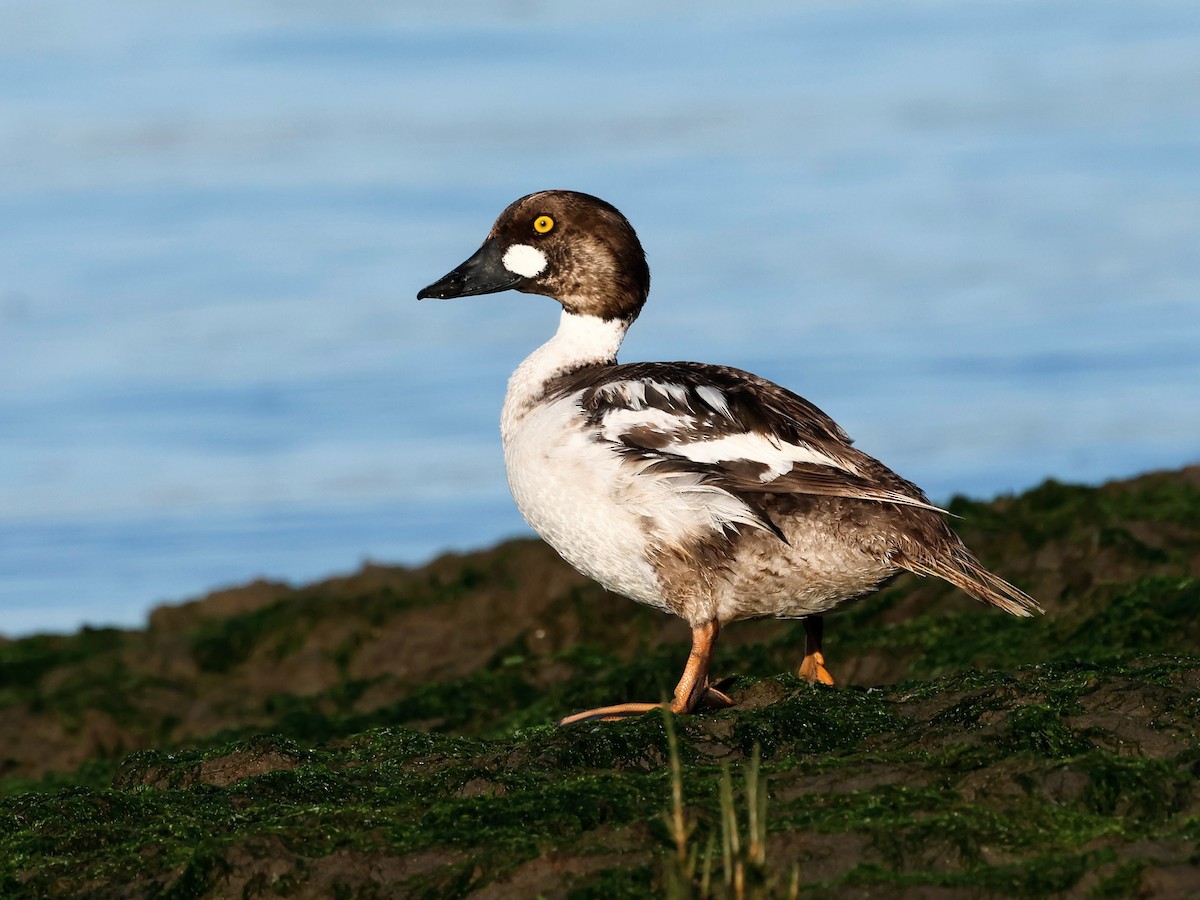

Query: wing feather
<box><xmin>545</xmin><ymin>361</ymin><xmax>947</xmax><ymax>537</ymax></box>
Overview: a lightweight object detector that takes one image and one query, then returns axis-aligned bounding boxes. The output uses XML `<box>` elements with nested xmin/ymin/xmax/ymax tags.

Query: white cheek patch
<box><xmin>502</xmin><ymin>244</ymin><xmax>548</xmax><ymax>278</ymax></box>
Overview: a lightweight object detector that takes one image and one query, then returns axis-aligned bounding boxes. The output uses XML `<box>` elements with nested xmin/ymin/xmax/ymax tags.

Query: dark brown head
<box><xmin>417</xmin><ymin>190</ymin><xmax>651</xmax><ymax>322</ymax></box>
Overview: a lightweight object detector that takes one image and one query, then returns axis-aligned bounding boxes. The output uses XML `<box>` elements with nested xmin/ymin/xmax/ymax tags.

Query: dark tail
<box><xmin>904</xmin><ymin>544</ymin><xmax>1043</xmax><ymax>618</ymax></box>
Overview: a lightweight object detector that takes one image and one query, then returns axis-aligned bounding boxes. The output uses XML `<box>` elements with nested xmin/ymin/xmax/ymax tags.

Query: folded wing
<box><xmin>549</xmin><ymin>361</ymin><xmax>946</xmax><ymax>542</ymax></box>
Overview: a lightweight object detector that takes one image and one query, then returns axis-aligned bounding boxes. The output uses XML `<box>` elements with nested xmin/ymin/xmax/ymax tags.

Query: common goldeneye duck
<box><xmin>419</xmin><ymin>189</ymin><xmax>1042</xmax><ymax>725</ymax></box>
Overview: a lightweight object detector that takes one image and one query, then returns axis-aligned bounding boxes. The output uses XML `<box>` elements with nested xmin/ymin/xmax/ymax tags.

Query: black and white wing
<box><xmin>553</xmin><ymin>361</ymin><xmax>946</xmax><ymax>540</ymax></box>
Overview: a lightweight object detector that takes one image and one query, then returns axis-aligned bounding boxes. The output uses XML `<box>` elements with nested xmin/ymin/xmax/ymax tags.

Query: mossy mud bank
<box><xmin>2</xmin><ymin>467</ymin><xmax>1199</xmax><ymax>897</ymax></box>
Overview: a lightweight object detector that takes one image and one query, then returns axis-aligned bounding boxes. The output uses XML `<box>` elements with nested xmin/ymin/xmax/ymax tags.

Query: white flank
<box><xmin>502</xmin><ymin>243</ymin><xmax>548</xmax><ymax>278</ymax></box>
<box><xmin>626</xmin><ymin>463</ymin><xmax>774</xmax><ymax>535</ymax></box>
<box><xmin>664</xmin><ymin>433</ymin><xmax>857</xmax><ymax>481</ymax></box>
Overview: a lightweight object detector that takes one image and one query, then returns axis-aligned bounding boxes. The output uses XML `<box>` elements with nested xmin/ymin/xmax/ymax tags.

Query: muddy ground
<box><xmin>2</xmin><ymin>467</ymin><xmax>1199</xmax><ymax>897</ymax></box>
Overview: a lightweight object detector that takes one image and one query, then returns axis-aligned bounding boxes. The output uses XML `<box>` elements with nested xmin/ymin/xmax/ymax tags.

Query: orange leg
<box><xmin>797</xmin><ymin>616</ymin><xmax>835</xmax><ymax>685</ymax></box>
<box><xmin>558</xmin><ymin>620</ymin><xmax>734</xmax><ymax>725</ymax></box>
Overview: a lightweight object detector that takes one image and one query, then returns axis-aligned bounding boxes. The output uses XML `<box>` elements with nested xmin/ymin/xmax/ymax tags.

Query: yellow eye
<box><xmin>533</xmin><ymin>215</ymin><xmax>555</xmax><ymax>234</ymax></box>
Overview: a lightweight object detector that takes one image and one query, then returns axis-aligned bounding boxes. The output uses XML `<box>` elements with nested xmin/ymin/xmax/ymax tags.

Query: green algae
<box><xmin>0</xmin><ymin>627</ymin><xmax>126</xmax><ymax>705</ymax></box>
<box><xmin>949</xmin><ymin>472</ymin><xmax>1200</xmax><ymax>546</ymax></box>
<box><xmin>849</xmin><ymin>576</ymin><xmax>1200</xmax><ymax>680</ymax></box>
<box><xmin>568</xmin><ymin>866</ymin><xmax>655</xmax><ymax>898</ymax></box>
<box><xmin>2</xmin><ymin>468</ymin><xmax>1199</xmax><ymax>896</ymax></box>
<box><xmin>3</xmin><ymin>663</ymin><xmax>1199</xmax><ymax>897</ymax></box>
<box><xmin>0</xmin><ymin>757</ymin><xmax>119</xmax><ymax>799</ymax></box>
<box><xmin>729</xmin><ymin>685</ymin><xmax>906</xmax><ymax>758</ymax></box>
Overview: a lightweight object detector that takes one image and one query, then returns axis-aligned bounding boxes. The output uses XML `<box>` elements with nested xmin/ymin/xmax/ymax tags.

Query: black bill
<box><xmin>417</xmin><ymin>238</ymin><xmax>521</xmax><ymax>300</ymax></box>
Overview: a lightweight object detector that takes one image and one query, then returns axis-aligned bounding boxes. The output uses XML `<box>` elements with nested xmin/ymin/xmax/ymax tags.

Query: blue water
<box><xmin>2</xmin><ymin>2</ymin><xmax>1199</xmax><ymax>635</ymax></box>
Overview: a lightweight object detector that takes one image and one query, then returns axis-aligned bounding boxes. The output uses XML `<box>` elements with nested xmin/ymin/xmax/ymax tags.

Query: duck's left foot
<box><xmin>798</xmin><ymin>650</ymin><xmax>836</xmax><ymax>685</ymax></box>
<box><xmin>798</xmin><ymin>615</ymin><xmax>836</xmax><ymax>685</ymax></box>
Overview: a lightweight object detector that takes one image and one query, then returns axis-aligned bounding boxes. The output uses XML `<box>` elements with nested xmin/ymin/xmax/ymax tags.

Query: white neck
<box><xmin>502</xmin><ymin>311</ymin><xmax>629</xmax><ymax>434</ymax></box>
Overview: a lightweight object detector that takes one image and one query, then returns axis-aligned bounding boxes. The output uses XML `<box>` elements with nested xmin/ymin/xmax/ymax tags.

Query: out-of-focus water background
<box><xmin>3</xmin><ymin>1</ymin><xmax>1198</xmax><ymax>636</ymax></box>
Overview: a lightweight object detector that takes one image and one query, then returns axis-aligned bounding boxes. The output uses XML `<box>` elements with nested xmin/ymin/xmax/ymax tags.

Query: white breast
<box><xmin>502</xmin><ymin>392</ymin><xmax>669</xmax><ymax>610</ymax></box>
<box><xmin>497</xmin><ymin>312</ymin><xmax>667</xmax><ymax>609</ymax></box>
